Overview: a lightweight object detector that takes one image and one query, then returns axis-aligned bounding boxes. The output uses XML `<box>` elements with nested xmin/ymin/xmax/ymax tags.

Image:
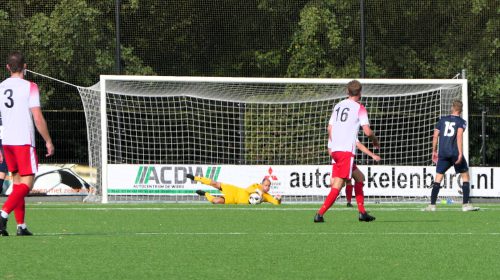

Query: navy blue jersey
<box><xmin>435</xmin><ymin>115</ymin><xmax>466</xmax><ymax>158</ymax></box>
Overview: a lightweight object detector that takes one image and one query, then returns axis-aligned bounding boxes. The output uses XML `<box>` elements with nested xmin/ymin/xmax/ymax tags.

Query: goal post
<box><xmin>77</xmin><ymin>76</ymin><xmax>471</xmax><ymax>203</ymax></box>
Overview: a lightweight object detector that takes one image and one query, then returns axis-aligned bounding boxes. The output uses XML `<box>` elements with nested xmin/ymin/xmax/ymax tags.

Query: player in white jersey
<box><xmin>0</xmin><ymin>51</ymin><xmax>54</xmax><ymax>236</ymax></box>
<box><xmin>315</xmin><ymin>80</ymin><xmax>379</xmax><ymax>223</ymax></box>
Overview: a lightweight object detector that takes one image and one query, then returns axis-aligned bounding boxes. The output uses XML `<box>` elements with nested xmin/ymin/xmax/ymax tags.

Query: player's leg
<box><xmin>345</xmin><ymin>179</ymin><xmax>353</xmax><ymax>207</ymax></box>
<box><xmin>423</xmin><ymin>157</ymin><xmax>451</xmax><ymax>211</ymax></box>
<box><xmin>188</xmin><ymin>173</ymin><xmax>226</xmax><ymax>203</ymax></box>
<box><xmin>0</xmin><ymin>146</ymin><xmax>36</xmax><ymax>236</ymax></box>
<box><xmin>315</xmin><ymin>152</ymin><xmax>352</xmax><ymax>222</ymax></box>
<box><xmin>351</xmin><ymin>169</ymin><xmax>365</xmax><ymax>212</ymax></box>
<box><xmin>351</xmin><ymin>167</ymin><xmax>366</xmax><ymax>213</ymax></box>
<box><xmin>454</xmin><ymin>158</ymin><xmax>479</xmax><ymax>211</ymax></box>
<box><xmin>423</xmin><ymin>172</ymin><xmax>444</xmax><ymax>211</ymax></box>
<box><xmin>197</xmin><ymin>183</ymin><xmax>238</xmax><ymax>204</ymax></box>
<box><xmin>188</xmin><ymin>174</ymin><xmax>222</xmax><ymax>190</ymax></box>
<box><xmin>195</xmin><ymin>189</ymin><xmax>224</xmax><ymax>204</ymax></box>
<box><xmin>351</xmin><ymin>168</ymin><xmax>375</xmax><ymax>222</ymax></box>
<box><xmin>210</xmin><ymin>196</ymin><xmax>225</xmax><ymax>204</ymax></box>
<box><xmin>11</xmin><ymin>172</ymin><xmax>33</xmax><ymax>236</ymax></box>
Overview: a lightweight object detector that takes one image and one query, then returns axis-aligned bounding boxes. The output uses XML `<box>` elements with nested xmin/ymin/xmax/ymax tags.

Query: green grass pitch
<box><xmin>0</xmin><ymin>202</ymin><xmax>499</xmax><ymax>280</ymax></box>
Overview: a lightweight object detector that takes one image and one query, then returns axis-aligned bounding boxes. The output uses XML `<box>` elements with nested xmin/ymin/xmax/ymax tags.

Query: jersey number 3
<box><xmin>3</xmin><ymin>89</ymin><xmax>14</xmax><ymax>108</ymax></box>
<box><xmin>443</xmin><ymin>121</ymin><xmax>456</xmax><ymax>137</ymax></box>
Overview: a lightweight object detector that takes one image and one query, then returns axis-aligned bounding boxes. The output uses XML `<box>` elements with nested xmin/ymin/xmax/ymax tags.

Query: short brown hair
<box><xmin>452</xmin><ymin>100</ymin><xmax>463</xmax><ymax>113</ymax></box>
<box><xmin>347</xmin><ymin>80</ymin><xmax>362</xmax><ymax>96</ymax></box>
<box><xmin>6</xmin><ymin>51</ymin><xmax>25</xmax><ymax>73</ymax></box>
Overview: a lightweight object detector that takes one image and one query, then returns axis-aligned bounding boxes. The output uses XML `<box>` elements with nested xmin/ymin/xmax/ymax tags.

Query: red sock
<box><xmin>14</xmin><ymin>199</ymin><xmax>26</xmax><ymax>225</ymax></box>
<box><xmin>345</xmin><ymin>184</ymin><xmax>353</xmax><ymax>203</ymax></box>
<box><xmin>318</xmin><ymin>188</ymin><xmax>340</xmax><ymax>216</ymax></box>
<box><xmin>354</xmin><ymin>182</ymin><xmax>366</xmax><ymax>214</ymax></box>
<box><xmin>2</xmin><ymin>183</ymin><xmax>30</xmax><ymax>214</ymax></box>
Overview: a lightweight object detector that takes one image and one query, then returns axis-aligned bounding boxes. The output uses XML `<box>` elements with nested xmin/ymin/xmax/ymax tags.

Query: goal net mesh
<box><xmin>77</xmin><ymin>78</ymin><xmax>464</xmax><ymax>203</ymax></box>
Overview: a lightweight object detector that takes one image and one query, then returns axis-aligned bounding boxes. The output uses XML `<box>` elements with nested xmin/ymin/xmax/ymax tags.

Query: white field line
<box><xmin>27</xmin><ymin>206</ymin><xmax>500</xmax><ymax>211</ymax></box>
<box><xmin>35</xmin><ymin>231</ymin><xmax>500</xmax><ymax>236</ymax></box>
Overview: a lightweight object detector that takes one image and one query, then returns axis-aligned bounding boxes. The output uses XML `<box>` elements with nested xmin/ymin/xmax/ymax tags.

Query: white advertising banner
<box><xmin>107</xmin><ymin>165</ymin><xmax>499</xmax><ymax>197</ymax></box>
<box><xmin>3</xmin><ymin>164</ymin><xmax>93</xmax><ymax>196</ymax></box>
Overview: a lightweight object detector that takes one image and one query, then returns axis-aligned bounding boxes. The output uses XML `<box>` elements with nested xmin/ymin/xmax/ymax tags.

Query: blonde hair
<box><xmin>452</xmin><ymin>100</ymin><xmax>463</xmax><ymax>113</ymax></box>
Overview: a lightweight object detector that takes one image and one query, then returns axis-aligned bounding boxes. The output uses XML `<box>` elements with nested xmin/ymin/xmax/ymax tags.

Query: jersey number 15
<box><xmin>443</xmin><ymin>121</ymin><xmax>456</xmax><ymax>137</ymax></box>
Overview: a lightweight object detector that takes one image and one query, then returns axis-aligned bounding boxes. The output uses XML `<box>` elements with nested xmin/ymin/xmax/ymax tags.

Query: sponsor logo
<box><xmin>134</xmin><ymin>166</ymin><xmax>221</xmax><ymax>188</ymax></box>
<box><xmin>287</xmin><ymin>167</ymin><xmax>496</xmax><ymax>191</ymax></box>
<box><xmin>290</xmin><ymin>168</ymin><xmax>330</xmax><ymax>188</ymax></box>
<box><xmin>366</xmin><ymin>167</ymin><xmax>495</xmax><ymax>190</ymax></box>
<box><xmin>263</xmin><ymin>167</ymin><xmax>282</xmax><ymax>191</ymax></box>
<box><xmin>264</xmin><ymin>167</ymin><xmax>278</xmax><ymax>181</ymax></box>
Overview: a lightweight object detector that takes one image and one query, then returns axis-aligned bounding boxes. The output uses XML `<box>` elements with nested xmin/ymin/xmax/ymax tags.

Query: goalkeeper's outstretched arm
<box><xmin>262</xmin><ymin>192</ymin><xmax>281</xmax><ymax>205</ymax></box>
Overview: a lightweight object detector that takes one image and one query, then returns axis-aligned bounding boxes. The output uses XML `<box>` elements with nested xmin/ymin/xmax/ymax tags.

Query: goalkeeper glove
<box><xmin>186</xmin><ymin>174</ymin><xmax>195</xmax><ymax>180</ymax></box>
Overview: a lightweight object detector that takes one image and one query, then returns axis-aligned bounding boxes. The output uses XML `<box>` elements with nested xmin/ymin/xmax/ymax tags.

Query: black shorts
<box><xmin>436</xmin><ymin>155</ymin><xmax>468</xmax><ymax>174</ymax></box>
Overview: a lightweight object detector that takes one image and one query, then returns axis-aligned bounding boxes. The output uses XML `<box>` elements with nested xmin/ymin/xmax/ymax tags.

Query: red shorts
<box><xmin>331</xmin><ymin>151</ymin><xmax>355</xmax><ymax>179</ymax></box>
<box><xmin>2</xmin><ymin>145</ymin><xmax>39</xmax><ymax>176</ymax></box>
<box><xmin>331</xmin><ymin>161</ymin><xmax>358</xmax><ymax>180</ymax></box>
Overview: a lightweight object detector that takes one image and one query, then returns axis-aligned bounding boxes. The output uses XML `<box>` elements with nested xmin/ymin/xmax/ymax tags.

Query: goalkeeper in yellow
<box><xmin>186</xmin><ymin>174</ymin><xmax>281</xmax><ymax>205</ymax></box>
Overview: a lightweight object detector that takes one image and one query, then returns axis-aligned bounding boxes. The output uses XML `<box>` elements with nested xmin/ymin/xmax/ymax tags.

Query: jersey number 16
<box><xmin>334</xmin><ymin>107</ymin><xmax>350</xmax><ymax>122</ymax></box>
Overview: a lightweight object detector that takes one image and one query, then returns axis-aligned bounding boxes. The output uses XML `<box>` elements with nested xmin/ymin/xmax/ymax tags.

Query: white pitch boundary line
<box><xmin>35</xmin><ymin>231</ymin><xmax>500</xmax><ymax>236</ymax></box>
<box><xmin>27</xmin><ymin>207</ymin><xmax>500</xmax><ymax>211</ymax></box>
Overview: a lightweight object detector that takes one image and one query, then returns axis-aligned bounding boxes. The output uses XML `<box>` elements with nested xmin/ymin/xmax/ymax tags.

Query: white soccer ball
<box><xmin>248</xmin><ymin>192</ymin><xmax>262</xmax><ymax>205</ymax></box>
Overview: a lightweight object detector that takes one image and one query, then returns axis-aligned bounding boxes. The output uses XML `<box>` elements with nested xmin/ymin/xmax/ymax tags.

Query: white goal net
<box><xmin>77</xmin><ymin>77</ymin><xmax>467</xmax><ymax>203</ymax></box>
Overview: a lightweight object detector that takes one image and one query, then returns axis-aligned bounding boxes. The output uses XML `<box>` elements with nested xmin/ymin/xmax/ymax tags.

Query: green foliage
<box><xmin>287</xmin><ymin>2</ymin><xmax>344</xmax><ymax>77</ymax></box>
<box><xmin>0</xmin><ymin>0</ymin><xmax>497</xmax><ymax>165</ymax></box>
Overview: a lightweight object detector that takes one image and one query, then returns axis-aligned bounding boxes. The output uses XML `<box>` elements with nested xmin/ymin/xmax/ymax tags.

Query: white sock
<box><xmin>0</xmin><ymin>211</ymin><xmax>8</xmax><ymax>219</ymax></box>
<box><xmin>17</xmin><ymin>224</ymin><xmax>27</xmax><ymax>229</ymax></box>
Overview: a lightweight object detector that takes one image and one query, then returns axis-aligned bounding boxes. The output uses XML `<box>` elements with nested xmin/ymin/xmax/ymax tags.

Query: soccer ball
<box><xmin>248</xmin><ymin>192</ymin><xmax>262</xmax><ymax>205</ymax></box>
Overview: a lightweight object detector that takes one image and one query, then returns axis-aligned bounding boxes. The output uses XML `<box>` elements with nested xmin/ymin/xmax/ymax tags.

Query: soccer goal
<box><xmin>77</xmin><ymin>77</ymin><xmax>468</xmax><ymax>203</ymax></box>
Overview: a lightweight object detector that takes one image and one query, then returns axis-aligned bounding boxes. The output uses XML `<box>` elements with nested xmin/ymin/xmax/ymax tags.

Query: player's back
<box><xmin>329</xmin><ymin>99</ymin><xmax>368</xmax><ymax>153</ymax></box>
<box><xmin>0</xmin><ymin>77</ymin><xmax>39</xmax><ymax>146</ymax></box>
<box><xmin>436</xmin><ymin>115</ymin><xmax>466</xmax><ymax>157</ymax></box>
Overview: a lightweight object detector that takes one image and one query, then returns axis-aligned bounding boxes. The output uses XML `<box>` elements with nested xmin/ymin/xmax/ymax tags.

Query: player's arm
<box><xmin>327</xmin><ymin>110</ymin><xmax>335</xmax><ymax>142</ymax></box>
<box><xmin>359</xmin><ymin>105</ymin><xmax>379</xmax><ymax>149</ymax></box>
<box><xmin>262</xmin><ymin>192</ymin><xmax>281</xmax><ymax>205</ymax></box>
<box><xmin>455</xmin><ymin>127</ymin><xmax>464</xmax><ymax>164</ymax></box>
<box><xmin>362</xmin><ymin>125</ymin><xmax>380</xmax><ymax>149</ymax></box>
<box><xmin>327</xmin><ymin>124</ymin><xmax>333</xmax><ymax>142</ymax></box>
<box><xmin>356</xmin><ymin>141</ymin><xmax>381</xmax><ymax>162</ymax></box>
<box><xmin>432</xmin><ymin>128</ymin><xmax>439</xmax><ymax>163</ymax></box>
<box><xmin>31</xmin><ymin>107</ymin><xmax>54</xmax><ymax>157</ymax></box>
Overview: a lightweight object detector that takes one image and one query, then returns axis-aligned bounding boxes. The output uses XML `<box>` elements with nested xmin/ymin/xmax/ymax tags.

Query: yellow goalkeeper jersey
<box><xmin>219</xmin><ymin>183</ymin><xmax>281</xmax><ymax>205</ymax></box>
<box><xmin>245</xmin><ymin>184</ymin><xmax>281</xmax><ymax>205</ymax></box>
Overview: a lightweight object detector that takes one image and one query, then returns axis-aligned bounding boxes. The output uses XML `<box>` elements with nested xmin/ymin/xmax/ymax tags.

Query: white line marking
<box><xmin>28</xmin><ymin>207</ymin><xmax>499</xmax><ymax>211</ymax></box>
<box><xmin>35</xmin><ymin>231</ymin><xmax>500</xmax><ymax>236</ymax></box>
